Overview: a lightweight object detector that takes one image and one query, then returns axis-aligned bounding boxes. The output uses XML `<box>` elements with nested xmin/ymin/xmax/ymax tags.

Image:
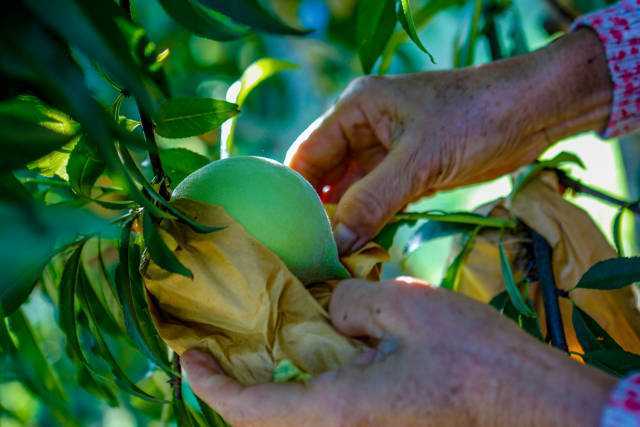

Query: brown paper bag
<box><xmin>142</xmin><ymin>199</ymin><xmax>387</xmax><ymax>385</ymax></box>
<box><xmin>455</xmin><ymin>172</ymin><xmax>640</xmax><ymax>354</ymax></box>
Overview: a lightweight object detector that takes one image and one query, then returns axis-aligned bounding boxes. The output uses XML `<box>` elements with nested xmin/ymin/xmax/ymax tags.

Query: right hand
<box><xmin>286</xmin><ymin>29</ymin><xmax>611</xmax><ymax>255</ymax></box>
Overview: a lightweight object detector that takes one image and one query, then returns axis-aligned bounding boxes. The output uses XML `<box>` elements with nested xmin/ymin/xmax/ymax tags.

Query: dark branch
<box><xmin>558</xmin><ymin>172</ymin><xmax>640</xmax><ymax>216</ymax></box>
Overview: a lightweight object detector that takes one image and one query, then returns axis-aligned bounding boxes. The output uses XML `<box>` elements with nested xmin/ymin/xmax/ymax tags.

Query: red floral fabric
<box><xmin>601</xmin><ymin>373</ymin><xmax>640</xmax><ymax>426</ymax></box>
<box><xmin>573</xmin><ymin>1</ymin><xmax>640</xmax><ymax>137</ymax></box>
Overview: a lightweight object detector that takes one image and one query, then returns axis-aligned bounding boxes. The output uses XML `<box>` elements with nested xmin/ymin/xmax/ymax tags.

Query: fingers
<box><xmin>329</xmin><ymin>278</ymin><xmax>434</xmax><ymax>340</ymax></box>
<box><xmin>285</xmin><ymin>110</ymin><xmax>348</xmax><ymax>190</ymax></box>
<box><xmin>333</xmin><ymin>148</ymin><xmax>418</xmax><ymax>254</ymax></box>
<box><xmin>183</xmin><ymin>350</ymin><xmax>321</xmax><ymax>427</ymax></box>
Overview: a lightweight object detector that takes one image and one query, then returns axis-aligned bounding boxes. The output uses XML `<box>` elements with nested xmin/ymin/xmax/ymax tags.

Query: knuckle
<box><xmin>342</xmin><ymin>75</ymin><xmax>384</xmax><ymax>100</ymax></box>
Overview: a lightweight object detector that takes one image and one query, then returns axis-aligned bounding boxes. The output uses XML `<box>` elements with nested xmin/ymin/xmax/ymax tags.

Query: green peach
<box><xmin>172</xmin><ymin>156</ymin><xmax>350</xmax><ymax>283</ymax></box>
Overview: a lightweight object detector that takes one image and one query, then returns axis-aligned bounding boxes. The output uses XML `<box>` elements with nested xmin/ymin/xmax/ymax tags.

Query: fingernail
<box><xmin>334</xmin><ymin>223</ymin><xmax>358</xmax><ymax>255</ymax></box>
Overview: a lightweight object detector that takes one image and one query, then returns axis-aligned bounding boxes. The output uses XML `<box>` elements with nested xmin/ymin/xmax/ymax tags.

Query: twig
<box><xmin>557</xmin><ymin>172</ymin><xmax>640</xmax><ymax>216</ymax></box>
<box><xmin>137</xmin><ymin>103</ymin><xmax>171</xmax><ymax>200</ymax></box>
<box><xmin>171</xmin><ymin>353</ymin><xmax>182</xmax><ymax>400</ymax></box>
<box><xmin>529</xmin><ymin>229</ymin><xmax>569</xmax><ymax>352</ymax></box>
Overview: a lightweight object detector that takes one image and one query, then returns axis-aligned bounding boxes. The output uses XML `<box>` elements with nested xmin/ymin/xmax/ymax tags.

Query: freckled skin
<box><xmin>182</xmin><ymin>29</ymin><xmax>618</xmax><ymax>427</ymax></box>
<box><xmin>286</xmin><ymin>29</ymin><xmax>611</xmax><ymax>255</ymax></box>
<box><xmin>184</xmin><ymin>279</ymin><xmax>616</xmax><ymax>427</ymax></box>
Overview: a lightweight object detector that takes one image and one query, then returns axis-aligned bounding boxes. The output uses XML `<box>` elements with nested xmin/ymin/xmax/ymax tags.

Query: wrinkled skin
<box><xmin>286</xmin><ymin>29</ymin><xmax>611</xmax><ymax>254</ymax></box>
<box><xmin>184</xmin><ymin>279</ymin><xmax>615</xmax><ymax>427</ymax></box>
<box><xmin>184</xmin><ymin>28</ymin><xmax>617</xmax><ymax>427</ymax></box>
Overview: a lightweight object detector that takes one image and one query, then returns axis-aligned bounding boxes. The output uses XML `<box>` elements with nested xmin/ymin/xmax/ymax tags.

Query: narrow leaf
<box><xmin>115</xmin><ymin>222</ymin><xmax>173</xmax><ymax>374</ymax></box>
<box><xmin>154</xmin><ymin>98</ymin><xmax>239</xmax><ymax>139</ymax></box>
<box><xmin>159</xmin><ymin>148</ymin><xmax>210</xmax><ymax>187</ymax></box>
<box><xmin>79</xmin><ymin>273</ymin><xmax>167</xmax><ymax>402</ymax></box>
<box><xmin>612</xmin><ymin>207</ymin><xmax>625</xmax><ymax>256</ymax></box>
<box><xmin>196</xmin><ymin>0</ymin><xmax>310</xmax><ymax>35</ymax></box>
<box><xmin>394</xmin><ymin>211</ymin><xmax>516</xmax><ymax>229</ymax></box>
<box><xmin>0</xmin><ymin>96</ymin><xmax>79</xmax><ymax>171</ymax></box>
<box><xmin>511</xmin><ymin>151</ymin><xmax>585</xmax><ymax>196</ymax></box>
<box><xmin>158</xmin><ymin>0</ymin><xmax>249</xmax><ymax>41</ymax></box>
<box><xmin>572</xmin><ymin>304</ymin><xmax>622</xmax><ymax>352</ymax></box>
<box><xmin>396</xmin><ymin>0</ymin><xmax>435</xmax><ymax>63</ymax></box>
<box><xmin>404</xmin><ymin>221</ymin><xmax>476</xmax><ymax>255</ymax></box>
<box><xmin>118</xmin><ymin>146</ymin><xmax>223</xmax><ymax>233</ymax></box>
<box><xmin>143</xmin><ymin>210</ymin><xmax>192</xmax><ymax>278</ymax></box>
<box><xmin>575</xmin><ymin>257</ymin><xmax>640</xmax><ymax>290</ymax></box>
<box><xmin>498</xmin><ymin>239</ymin><xmax>536</xmax><ymax>317</ymax></box>
<box><xmin>67</xmin><ymin>136</ymin><xmax>106</xmax><ymax>195</ymax></box>
<box><xmin>441</xmin><ymin>227</ymin><xmax>479</xmax><ymax>290</ymax></box>
<box><xmin>583</xmin><ymin>349</ymin><xmax>640</xmax><ymax>378</ymax></box>
<box><xmin>357</xmin><ymin>0</ymin><xmax>397</xmax><ymax>73</ymax></box>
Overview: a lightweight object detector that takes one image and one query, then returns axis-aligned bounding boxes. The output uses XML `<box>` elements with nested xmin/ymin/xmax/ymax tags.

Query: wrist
<box><xmin>527</xmin><ymin>29</ymin><xmax>612</xmax><ymax>142</ymax></box>
<box><xmin>482</xmin><ymin>343</ymin><xmax>616</xmax><ymax>427</ymax></box>
<box><xmin>489</xmin><ymin>29</ymin><xmax>612</xmax><ymax>146</ymax></box>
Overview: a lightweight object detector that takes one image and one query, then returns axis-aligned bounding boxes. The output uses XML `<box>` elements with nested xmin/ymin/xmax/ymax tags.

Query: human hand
<box><xmin>286</xmin><ymin>29</ymin><xmax>611</xmax><ymax>254</ymax></box>
<box><xmin>183</xmin><ymin>278</ymin><xmax>615</xmax><ymax>427</ymax></box>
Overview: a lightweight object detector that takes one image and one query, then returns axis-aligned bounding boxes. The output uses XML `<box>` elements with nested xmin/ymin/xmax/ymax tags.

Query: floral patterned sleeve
<box><xmin>601</xmin><ymin>373</ymin><xmax>640</xmax><ymax>426</ymax></box>
<box><xmin>572</xmin><ymin>1</ymin><xmax>640</xmax><ymax>138</ymax></box>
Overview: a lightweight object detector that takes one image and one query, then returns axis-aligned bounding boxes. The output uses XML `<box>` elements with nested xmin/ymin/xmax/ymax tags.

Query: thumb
<box><xmin>333</xmin><ymin>149</ymin><xmax>416</xmax><ymax>254</ymax></box>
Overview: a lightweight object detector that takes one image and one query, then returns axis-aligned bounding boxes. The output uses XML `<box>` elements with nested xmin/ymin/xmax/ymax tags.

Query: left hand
<box><xmin>183</xmin><ymin>278</ymin><xmax>615</xmax><ymax>427</ymax></box>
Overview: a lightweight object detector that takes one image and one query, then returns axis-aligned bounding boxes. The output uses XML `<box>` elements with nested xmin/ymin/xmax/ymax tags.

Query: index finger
<box><xmin>285</xmin><ymin>108</ymin><xmax>348</xmax><ymax>190</ymax></box>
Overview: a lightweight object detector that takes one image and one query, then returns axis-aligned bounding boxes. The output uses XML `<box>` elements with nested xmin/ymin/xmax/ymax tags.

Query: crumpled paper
<box><xmin>142</xmin><ymin>198</ymin><xmax>388</xmax><ymax>385</ymax></box>
<box><xmin>454</xmin><ymin>172</ymin><xmax>640</xmax><ymax>354</ymax></box>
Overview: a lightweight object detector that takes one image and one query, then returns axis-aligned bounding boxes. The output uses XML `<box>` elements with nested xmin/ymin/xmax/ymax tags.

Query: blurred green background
<box><xmin>2</xmin><ymin>0</ymin><xmax>634</xmax><ymax>425</ymax></box>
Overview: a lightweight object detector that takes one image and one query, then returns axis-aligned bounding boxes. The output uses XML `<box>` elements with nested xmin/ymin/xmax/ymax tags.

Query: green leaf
<box><xmin>78</xmin><ymin>272</ymin><xmax>167</xmax><ymax>403</ymax></box>
<box><xmin>357</xmin><ymin>0</ymin><xmax>397</xmax><ymax>74</ymax></box>
<box><xmin>511</xmin><ymin>151</ymin><xmax>585</xmax><ymax>196</ymax></box>
<box><xmin>197</xmin><ymin>396</ymin><xmax>229</xmax><ymax>427</ymax></box>
<box><xmin>222</xmin><ymin>58</ymin><xmax>297</xmax><ymax>158</ymax></box>
<box><xmin>118</xmin><ymin>146</ymin><xmax>223</xmax><ymax>233</ymax></box>
<box><xmin>157</xmin><ymin>0</ymin><xmax>249</xmax><ymax>41</ymax></box>
<box><xmin>575</xmin><ymin>257</ymin><xmax>640</xmax><ymax>290</ymax></box>
<box><xmin>143</xmin><ymin>210</ymin><xmax>192</xmax><ymax>278</ymax></box>
<box><xmin>154</xmin><ymin>98</ymin><xmax>239</xmax><ymax>139</ymax></box>
<box><xmin>404</xmin><ymin>221</ymin><xmax>476</xmax><ymax>255</ymax></box>
<box><xmin>67</xmin><ymin>136</ymin><xmax>106</xmax><ymax>196</ymax></box>
<box><xmin>395</xmin><ymin>0</ymin><xmax>435</xmax><ymax>63</ymax></box>
<box><xmin>0</xmin><ymin>13</ymin><xmax>131</xmax><ymax>174</ymax></box>
<box><xmin>612</xmin><ymin>207</ymin><xmax>626</xmax><ymax>256</ymax></box>
<box><xmin>0</xmin><ymin>173</ymin><xmax>32</xmax><ymax>203</ymax></box>
<box><xmin>499</xmin><ymin>239</ymin><xmax>536</xmax><ymax>317</ymax></box>
<box><xmin>583</xmin><ymin>349</ymin><xmax>640</xmax><ymax>378</ymax></box>
<box><xmin>454</xmin><ymin>0</ymin><xmax>481</xmax><ymax>67</ymax></box>
<box><xmin>0</xmin><ymin>96</ymin><xmax>80</xmax><ymax>171</ymax></box>
<box><xmin>393</xmin><ymin>211</ymin><xmax>516</xmax><ymax>229</ymax></box>
<box><xmin>58</xmin><ymin>242</ymin><xmax>91</xmax><ymax>362</ymax></box>
<box><xmin>236</xmin><ymin>59</ymin><xmax>298</xmax><ymax>107</ymax></box>
<box><xmin>374</xmin><ymin>221</ymin><xmax>409</xmax><ymax>250</ymax></box>
<box><xmin>272</xmin><ymin>359</ymin><xmax>312</xmax><ymax>383</ymax></box>
<box><xmin>572</xmin><ymin>304</ymin><xmax>622</xmax><ymax>352</ymax></box>
<box><xmin>196</xmin><ymin>0</ymin><xmax>310</xmax><ymax>35</ymax></box>
<box><xmin>115</xmin><ymin>224</ymin><xmax>173</xmax><ymax>374</ymax></box>
<box><xmin>159</xmin><ymin>149</ymin><xmax>210</xmax><ymax>187</ymax></box>
<box><xmin>6</xmin><ymin>309</ymin><xmax>67</xmax><ymax>401</ymax></box>
<box><xmin>0</xmin><ymin>202</ymin><xmax>114</xmax><ymax>315</ymax></box>
<box><xmin>490</xmin><ymin>290</ymin><xmax>543</xmax><ymax>341</ymax></box>
<box><xmin>23</xmin><ymin>0</ymin><xmax>154</xmax><ymax>111</ymax></box>
<box><xmin>379</xmin><ymin>0</ymin><xmax>465</xmax><ymax>74</ymax></box>
<box><xmin>441</xmin><ymin>227</ymin><xmax>480</xmax><ymax>290</ymax></box>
